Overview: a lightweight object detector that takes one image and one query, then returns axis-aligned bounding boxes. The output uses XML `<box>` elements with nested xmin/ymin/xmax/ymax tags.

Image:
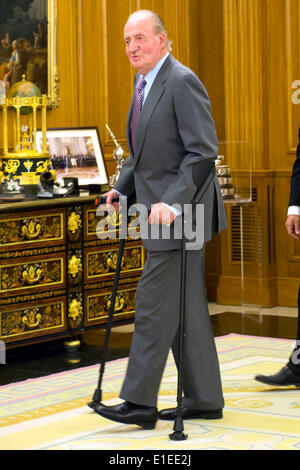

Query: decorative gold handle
<box><xmin>107</xmin><ymin>294</ymin><xmax>125</xmax><ymax>312</ymax></box>
<box><xmin>21</xmin><ymin>220</ymin><xmax>41</xmax><ymax>240</ymax></box>
<box><xmin>22</xmin><ymin>310</ymin><xmax>42</xmax><ymax>329</ymax></box>
<box><xmin>22</xmin><ymin>265</ymin><xmax>43</xmax><ymax>285</ymax></box>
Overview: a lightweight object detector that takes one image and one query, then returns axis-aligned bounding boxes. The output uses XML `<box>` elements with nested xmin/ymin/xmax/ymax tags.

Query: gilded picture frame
<box><xmin>0</xmin><ymin>0</ymin><xmax>59</xmax><ymax>108</ymax></box>
<box><xmin>47</xmin><ymin>0</ymin><xmax>59</xmax><ymax>108</ymax></box>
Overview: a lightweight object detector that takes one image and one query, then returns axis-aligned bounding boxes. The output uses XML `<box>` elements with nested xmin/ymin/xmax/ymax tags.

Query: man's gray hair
<box><xmin>128</xmin><ymin>10</ymin><xmax>172</xmax><ymax>52</ymax></box>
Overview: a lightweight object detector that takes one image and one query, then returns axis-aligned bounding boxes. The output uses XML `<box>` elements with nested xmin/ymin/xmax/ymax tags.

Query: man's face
<box><xmin>124</xmin><ymin>14</ymin><xmax>166</xmax><ymax>76</ymax></box>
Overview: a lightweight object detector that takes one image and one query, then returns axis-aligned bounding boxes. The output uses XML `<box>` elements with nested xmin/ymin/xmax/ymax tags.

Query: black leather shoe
<box><xmin>255</xmin><ymin>365</ymin><xmax>300</xmax><ymax>387</ymax></box>
<box><xmin>87</xmin><ymin>401</ymin><xmax>97</xmax><ymax>410</ymax></box>
<box><xmin>158</xmin><ymin>407</ymin><xmax>223</xmax><ymax>421</ymax></box>
<box><xmin>91</xmin><ymin>401</ymin><xmax>158</xmax><ymax>429</ymax></box>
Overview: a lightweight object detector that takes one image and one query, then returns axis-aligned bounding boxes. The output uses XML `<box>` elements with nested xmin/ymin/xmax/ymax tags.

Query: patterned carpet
<box><xmin>0</xmin><ymin>334</ymin><xmax>300</xmax><ymax>450</ymax></box>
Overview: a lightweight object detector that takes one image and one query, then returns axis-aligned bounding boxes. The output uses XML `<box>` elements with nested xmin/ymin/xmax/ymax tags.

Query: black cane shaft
<box><xmin>170</xmin><ymin>217</ymin><xmax>188</xmax><ymax>440</ymax></box>
<box><xmin>96</xmin><ymin>237</ymin><xmax>125</xmax><ymax>392</ymax></box>
<box><xmin>177</xmin><ymin>236</ymin><xmax>187</xmax><ymax>410</ymax></box>
<box><xmin>174</xmin><ymin>236</ymin><xmax>186</xmax><ymax>423</ymax></box>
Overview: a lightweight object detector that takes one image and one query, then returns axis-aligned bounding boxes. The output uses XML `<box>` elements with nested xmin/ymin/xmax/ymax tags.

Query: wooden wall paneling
<box><xmin>217</xmin><ymin>0</ymin><xmax>285</xmax><ymax>307</ymax></box>
<box><xmin>267</xmin><ymin>0</ymin><xmax>288</xmax><ymax>170</ymax></box>
<box><xmin>47</xmin><ymin>0</ymin><xmax>80</xmax><ymax>129</ymax></box>
<box><xmin>223</xmin><ymin>0</ymin><xmax>265</xmax><ymax>171</ymax></box>
<box><xmin>135</xmin><ymin>0</ymin><xmax>190</xmax><ymax>67</ymax></box>
<box><xmin>268</xmin><ymin>0</ymin><xmax>300</xmax><ymax>308</ymax></box>
<box><xmin>103</xmin><ymin>0</ymin><xmax>139</xmax><ymax>176</ymax></box>
<box><xmin>217</xmin><ymin>173</ymin><xmax>278</xmax><ymax>307</ymax></box>
<box><xmin>223</xmin><ymin>0</ymin><xmax>241</xmax><ymax>169</ymax></box>
<box><xmin>105</xmin><ymin>0</ymin><xmax>134</xmax><ymax>147</ymax></box>
<box><xmin>286</xmin><ymin>0</ymin><xmax>300</xmax><ymax>156</ymax></box>
<box><xmin>77</xmin><ymin>0</ymin><xmax>104</xmax><ymax>129</ymax></box>
<box><xmin>197</xmin><ymin>0</ymin><xmax>225</xmax><ymax>150</ymax></box>
<box><xmin>163</xmin><ymin>0</ymin><xmax>190</xmax><ymax>66</ymax></box>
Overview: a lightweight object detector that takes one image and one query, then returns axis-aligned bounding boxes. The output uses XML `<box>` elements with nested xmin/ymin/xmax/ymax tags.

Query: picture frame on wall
<box><xmin>0</xmin><ymin>0</ymin><xmax>59</xmax><ymax>108</ymax></box>
<box><xmin>35</xmin><ymin>127</ymin><xmax>109</xmax><ymax>186</ymax></box>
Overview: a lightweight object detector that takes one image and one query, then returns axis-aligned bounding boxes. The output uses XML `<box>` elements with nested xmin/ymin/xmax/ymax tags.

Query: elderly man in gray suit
<box><xmin>92</xmin><ymin>9</ymin><xmax>227</xmax><ymax>430</ymax></box>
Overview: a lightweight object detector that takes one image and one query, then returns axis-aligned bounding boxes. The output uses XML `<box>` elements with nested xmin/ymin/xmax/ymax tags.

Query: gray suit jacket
<box><xmin>115</xmin><ymin>54</ymin><xmax>227</xmax><ymax>251</ymax></box>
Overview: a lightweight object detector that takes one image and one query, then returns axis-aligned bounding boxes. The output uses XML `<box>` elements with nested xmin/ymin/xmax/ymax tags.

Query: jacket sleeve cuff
<box><xmin>288</xmin><ymin>206</ymin><xmax>300</xmax><ymax>216</ymax></box>
<box><xmin>161</xmin><ymin>202</ymin><xmax>182</xmax><ymax>216</ymax></box>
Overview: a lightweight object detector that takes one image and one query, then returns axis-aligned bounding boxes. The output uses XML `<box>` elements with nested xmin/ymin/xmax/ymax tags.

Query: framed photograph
<box><xmin>36</xmin><ymin>127</ymin><xmax>109</xmax><ymax>186</ymax></box>
<box><xmin>0</xmin><ymin>0</ymin><xmax>59</xmax><ymax>108</ymax></box>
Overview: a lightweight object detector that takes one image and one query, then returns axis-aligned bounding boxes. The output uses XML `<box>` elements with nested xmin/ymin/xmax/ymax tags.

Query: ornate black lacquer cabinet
<box><xmin>0</xmin><ymin>195</ymin><xmax>145</xmax><ymax>349</ymax></box>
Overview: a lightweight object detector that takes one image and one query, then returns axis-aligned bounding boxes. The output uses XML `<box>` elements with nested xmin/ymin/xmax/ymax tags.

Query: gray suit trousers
<box><xmin>119</xmin><ymin>247</ymin><xmax>224</xmax><ymax>410</ymax></box>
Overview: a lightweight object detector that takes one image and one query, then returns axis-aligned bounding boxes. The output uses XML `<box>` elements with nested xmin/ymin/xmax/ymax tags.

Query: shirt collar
<box><xmin>142</xmin><ymin>52</ymin><xmax>169</xmax><ymax>86</ymax></box>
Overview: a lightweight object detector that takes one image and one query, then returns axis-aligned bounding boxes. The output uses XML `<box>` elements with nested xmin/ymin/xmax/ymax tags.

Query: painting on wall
<box><xmin>0</xmin><ymin>0</ymin><xmax>58</xmax><ymax>107</ymax></box>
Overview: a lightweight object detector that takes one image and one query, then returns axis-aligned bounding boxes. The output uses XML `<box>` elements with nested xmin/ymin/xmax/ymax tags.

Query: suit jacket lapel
<box><xmin>132</xmin><ymin>54</ymin><xmax>173</xmax><ymax>164</ymax></box>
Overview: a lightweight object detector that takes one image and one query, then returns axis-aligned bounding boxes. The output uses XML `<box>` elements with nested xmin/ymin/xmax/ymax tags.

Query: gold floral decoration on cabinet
<box><xmin>68</xmin><ymin>212</ymin><xmax>81</xmax><ymax>233</ymax></box>
<box><xmin>68</xmin><ymin>298</ymin><xmax>83</xmax><ymax>329</ymax></box>
<box><xmin>67</xmin><ymin>208</ymin><xmax>82</xmax><ymax>242</ymax></box>
<box><xmin>68</xmin><ymin>255</ymin><xmax>82</xmax><ymax>278</ymax></box>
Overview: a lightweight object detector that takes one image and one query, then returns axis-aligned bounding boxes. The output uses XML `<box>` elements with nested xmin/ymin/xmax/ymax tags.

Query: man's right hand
<box><xmin>105</xmin><ymin>189</ymin><xmax>120</xmax><ymax>205</ymax></box>
<box><xmin>102</xmin><ymin>189</ymin><xmax>120</xmax><ymax>211</ymax></box>
<box><xmin>285</xmin><ymin>215</ymin><xmax>300</xmax><ymax>240</ymax></box>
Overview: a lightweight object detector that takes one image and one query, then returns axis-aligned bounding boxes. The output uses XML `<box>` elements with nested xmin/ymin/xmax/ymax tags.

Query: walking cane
<box><xmin>169</xmin><ymin>163</ymin><xmax>217</xmax><ymax>441</ymax></box>
<box><xmin>88</xmin><ymin>196</ymin><xmax>126</xmax><ymax>409</ymax></box>
<box><xmin>169</xmin><ymin>213</ymin><xmax>188</xmax><ymax>441</ymax></box>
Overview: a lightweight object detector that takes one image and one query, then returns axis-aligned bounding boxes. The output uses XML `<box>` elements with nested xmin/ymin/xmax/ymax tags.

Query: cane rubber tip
<box><xmin>169</xmin><ymin>431</ymin><xmax>188</xmax><ymax>441</ymax></box>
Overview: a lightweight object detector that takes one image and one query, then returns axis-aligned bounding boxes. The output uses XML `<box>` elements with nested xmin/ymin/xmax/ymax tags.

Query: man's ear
<box><xmin>159</xmin><ymin>32</ymin><xmax>167</xmax><ymax>48</ymax></box>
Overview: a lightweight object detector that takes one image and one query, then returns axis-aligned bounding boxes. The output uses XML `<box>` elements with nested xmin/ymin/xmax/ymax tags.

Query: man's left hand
<box><xmin>285</xmin><ymin>214</ymin><xmax>300</xmax><ymax>239</ymax></box>
<box><xmin>148</xmin><ymin>203</ymin><xmax>176</xmax><ymax>226</ymax></box>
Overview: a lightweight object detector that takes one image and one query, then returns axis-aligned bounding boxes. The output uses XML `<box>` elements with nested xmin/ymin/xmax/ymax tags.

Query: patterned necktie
<box><xmin>131</xmin><ymin>76</ymin><xmax>147</xmax><ymax>152</ymax></box>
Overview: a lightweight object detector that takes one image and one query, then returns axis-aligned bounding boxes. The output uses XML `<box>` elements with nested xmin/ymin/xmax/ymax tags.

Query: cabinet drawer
<box><xmin>84</xmin><ymin>243</ymin><xmax>145</xmax><ymax>283</ymax></box>
<box><xmin>0</xmin><ymin>297</ymin><xmax>66</xmax><ymax>343</ymax></box>
<box><xmin>0</xmin><ymin>208</ymin><xmax>65</xmax><ymax>252</ymax></box>
<box><xmin>0</xmin><ymin>253</ymin><xmax>66</xmax><ymax>297</ymax></box>
<box><xmin>85</xmin><ymin>205</ymin><xmax>119</xmax><ymax>241</ymax></box>
<box><xmin>85</xmin><ymin>285</ymin><xmax>137</xmax><ymax>326</ymax></box>
<box><xmin>84</xmin><ymin>205</ymin><xmax>140</xmax><ymax>241</ymax></box>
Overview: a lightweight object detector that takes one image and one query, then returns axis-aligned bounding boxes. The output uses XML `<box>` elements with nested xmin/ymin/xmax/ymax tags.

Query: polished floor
<box><xmin>0</xmin><ymin>303</ymin><xmax>298</xmax><ymax>387</ymax></box>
